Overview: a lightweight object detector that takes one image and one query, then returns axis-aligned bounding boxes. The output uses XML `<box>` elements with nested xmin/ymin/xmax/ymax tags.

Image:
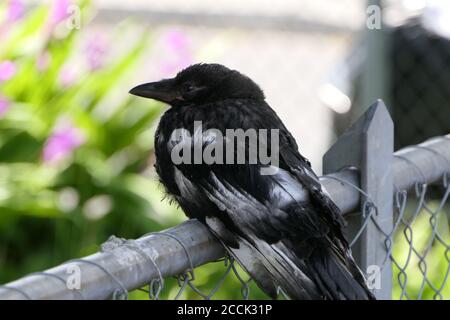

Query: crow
<box><xmin>129</xmin><ymin>63</ymin><xmax>375</xmax><ymax>300</ymax></box>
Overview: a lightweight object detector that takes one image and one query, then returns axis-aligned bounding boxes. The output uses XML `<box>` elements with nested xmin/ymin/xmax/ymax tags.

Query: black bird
<box><xmin>129</xmin><ymin>63</ymin><xmax>375</xmax><ymax>300</ymax></box>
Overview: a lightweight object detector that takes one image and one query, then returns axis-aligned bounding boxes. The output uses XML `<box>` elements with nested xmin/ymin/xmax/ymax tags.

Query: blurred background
<box><xmin>0</xmin><ymin>0</ymin><xmax>449</xmax><ymax>299</ymax></box>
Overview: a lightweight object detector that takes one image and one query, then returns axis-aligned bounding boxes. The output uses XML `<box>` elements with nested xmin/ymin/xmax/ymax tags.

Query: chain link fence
<box><xmin>391</xmin><ymin>171</ymin><xmax>450</xmax><ymax>299</ymax></box>
<box><xmin>330</xmin><ymin>1</ymin><xmax>450</xmax><ymax>150</ymax></box>
<box><xmin>137</xmin><ymin>163</ymin><xmax>450</xmax><ymax>301</ymax></box>
<box><xmin>1</xmin><ymin>102</ymin><xmax>449</xmax><ymax>300</ymax></box>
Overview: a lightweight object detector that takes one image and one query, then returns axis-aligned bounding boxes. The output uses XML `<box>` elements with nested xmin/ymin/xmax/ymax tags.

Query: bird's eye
<box><xmin>182</xmin><ymin>82</ymin><xmax>196</xmax><ymax>93</ymax></box>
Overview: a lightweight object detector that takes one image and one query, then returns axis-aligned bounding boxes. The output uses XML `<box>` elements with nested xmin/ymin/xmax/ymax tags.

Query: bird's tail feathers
<box><xmin>205</xmin><ymin>216</ymin><xmax>375</xmax><ymax>300</ymax></box>
<box><xmin>306</xmin><ymin>241</ymin><xmax>376</xmax><ymax>300</ymax></box>
<box><xmin>205</xmin><ymin>216</ymin><xmax>320</xmax><ymax>299</ymax></box>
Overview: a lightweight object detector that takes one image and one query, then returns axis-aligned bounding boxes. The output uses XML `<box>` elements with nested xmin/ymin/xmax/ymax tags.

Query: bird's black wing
<box><xmin>161</xmin><ymin>100</ymin><xmax>373</xmax><ymax>299</ymax></box>
<box><xmin>251</xmin><ymin>102</ymin><xmax>374</xmax><ymax>299</ymax></box>
<box><xmin>170</xmin><ymin>160</ymin><xmax>324</xmax><ymax>298</ymax></box>
<box><xmin>251</xmin><ymin>102</ymin><xmax>346</xmax><ymax>232</ymax></box>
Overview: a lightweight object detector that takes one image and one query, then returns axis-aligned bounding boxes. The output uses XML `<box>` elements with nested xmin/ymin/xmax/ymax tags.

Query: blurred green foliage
<box><xmin>0</xmin><ymin>0</ymin><xmax>168</xmax><ymax>280</ymax></box>
<box><xmin>0</xmin><ymin>0</ymin><xmax>267</xmax><ymax>300</ymax></box>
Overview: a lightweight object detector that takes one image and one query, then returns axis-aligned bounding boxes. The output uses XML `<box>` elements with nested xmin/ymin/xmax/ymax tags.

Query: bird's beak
<box><xmin>129</xmin><ymin>79</ymin><xmax>181</xmax><ymax>104</ymax></box>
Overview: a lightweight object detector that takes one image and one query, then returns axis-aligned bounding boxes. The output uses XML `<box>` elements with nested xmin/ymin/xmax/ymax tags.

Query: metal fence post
<box><xmin>323</xmin><ymin>100</ymin><xmax>393</xmax><ymax>299</ymax></box>
<box><xmin>351</xmin><ymin>0</ymin><xmax>390</xmax><ymax>122</ymax></box>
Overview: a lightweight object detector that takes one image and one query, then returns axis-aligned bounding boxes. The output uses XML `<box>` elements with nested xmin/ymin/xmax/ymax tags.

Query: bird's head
<box><xmin>129</xmin><ymin>63</ymin><xmax>265</xmax><ymax>107</ymax></box>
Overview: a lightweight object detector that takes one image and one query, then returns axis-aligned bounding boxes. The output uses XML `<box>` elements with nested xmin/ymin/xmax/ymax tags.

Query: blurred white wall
<box><xmin>89</xmin><ymin>0</ymin><xmax>366</xmax><ymax>174</ymax></box>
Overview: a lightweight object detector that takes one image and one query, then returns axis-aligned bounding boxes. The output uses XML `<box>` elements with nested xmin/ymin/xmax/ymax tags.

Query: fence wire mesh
<box><xmin>390</xmin><ymin>173</ymin><xmax>450</xmax><ymax>299</ymax></box>
<box><xmin>0</xmin><ymin>136</ymin><xmax>449</xmax><ymax>300</ymax></box>
<box><xmin>335</xmin><ymin>166</ymin><xmax>450</xmax><ymax>300</ymax></box>
<box><xmin>99</xmin><ymin>234</ymin><xmax>289</xmax><ymax>300</ymax></box>
<box><xmin>130</xmin><ymin>166</ymin><xmax>450</xmax><ymax>300</ymax></box>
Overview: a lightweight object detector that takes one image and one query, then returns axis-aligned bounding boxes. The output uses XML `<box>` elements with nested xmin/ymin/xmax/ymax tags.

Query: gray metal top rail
<box><xmin>1</xmin><ymin>133</ymin><xmax>448</xmax><ymax>300</ymax></box>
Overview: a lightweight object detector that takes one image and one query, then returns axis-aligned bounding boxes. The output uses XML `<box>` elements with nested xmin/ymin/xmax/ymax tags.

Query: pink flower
<box><xmin>6</xmin><ymin>0</ymin><xmax>25</xmax><ymax>22</ymax></box>
<box><xmin>0</xmin><ymin>97</ymin><xmax>11</xmax><ymax>117</ymax></box>
<box><xmin>85</xmin><ymin>33</ymin><xmax>108</xmax><ymax>71</ymax></box>
<box><xmin>165</xmin><ymin>29</ymin><xmax>189</xmax><ymax>52</ymax></box>
<box><xmin>59</xmin><ymin>66</ymin><xmax>77</xmax><ymax>87</ymax></box>
<box><xmin>36</xmin><ymin>51</ymin><xmax>51</xmax><ymax>72</ymax></box>
<box><xmin>49</xmin><ymin>0</ymin><xmax>71</xmax><ymax>27</ymax></box>
<box><xmin>0</xmin><ymin>60</ymin><xmax>16</xmax><ymax>81</ymax></box>
<box><xmin>159</xmin><ymin>29</ymin><xmax>192</xmax><ymax>76</ymax></box>
<box><xmin>43</xmin><ymin>120</ymin><xmax>85</xmax><ymax>164</ymax></box>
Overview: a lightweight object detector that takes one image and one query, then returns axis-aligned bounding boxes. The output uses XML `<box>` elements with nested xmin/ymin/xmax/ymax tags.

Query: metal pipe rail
<box><xmin>0</xmin><ymin>131</ymin><xmax>449</xmax><ymax>299</ymax></box>
<box><xmin>324</xmin><ymin>134</ymin><xmax>450</xmax><ymax>214</ymax></box>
